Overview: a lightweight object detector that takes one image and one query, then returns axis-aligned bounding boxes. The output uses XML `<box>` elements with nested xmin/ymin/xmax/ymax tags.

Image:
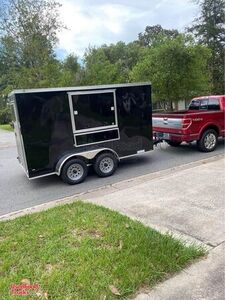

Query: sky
<box><xmin>56</xmin><ymin>0</ymin><xmax>199</xmax><ymax>59</ymax></box>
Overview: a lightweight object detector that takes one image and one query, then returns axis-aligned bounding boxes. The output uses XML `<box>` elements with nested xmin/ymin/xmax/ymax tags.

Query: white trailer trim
<box><xmin>9</xmin><ymin>82</ymin><xmax>151</xmax><ymax>96</ymax></box>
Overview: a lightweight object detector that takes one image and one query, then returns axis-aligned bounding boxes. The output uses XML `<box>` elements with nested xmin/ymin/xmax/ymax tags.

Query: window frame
<box><xmin>74</xmin><ymin>128</ymin><xmax>120</xmax><ymax>147</ymax></box>
<box><xmin>68</xmin><ymin>89</ymin><xmax>120</xmax><ymax>147</ymax></box>
<box><xmin>208</xmin><ymin>98</ymin><xmax>220</xmax><ymax>111</ymax></box>
<box><xmin>68</xmin><ymin>89</ymin><xmax>118</xmax><ymax>134</ymax></box>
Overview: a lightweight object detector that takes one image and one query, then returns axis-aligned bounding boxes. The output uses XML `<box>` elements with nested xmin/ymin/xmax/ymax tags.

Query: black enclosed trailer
<box><xmin>9</xmin><ymin>83</ymin><xmax>153</xmax><ymax>184</ymax></box>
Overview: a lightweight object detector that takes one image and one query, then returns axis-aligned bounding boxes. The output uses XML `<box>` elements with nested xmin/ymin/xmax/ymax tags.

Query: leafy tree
<box><xmin>101</xmin><ymin>42</ymin><xmax>143</xmax><ymax>81</ymax></box>
<box><xmin>63</xmin><ymin>54</ymin><xmax>80</xmax><ymax>74</ymax></box>
<box><xmin>59</xmin><ymin>54</ymin><xmax>82</xmax><ymax>86</ymax></box>
<box><xmin>0</xmin><ymin>0</ymin><xmax>64</xmax><ymax>104</ymax></box>
<box><xmin>0</xmin><ymin>0</ymin><xmax>62</xmax><ymax>44</ymax></box>
<box><xmin>82</xmin><ymin>42</ymin><xmax>143</xmax><ymax>85</ymax></box>
<box><xmin>188</xmin><ymin>0</ymin><xmax>225</xmax><ymax>93</ymax></box>
<box><xmin>130</xmin><ymin>35</ymin><xmax>211</xmax><ymax>109</ymax></box>
<box><xmin>137</xmin><ymin>25</ymin><xmax>179</xmax><ymax>47</ymax></box>
<box><xmin>0</xmin><ymin>107</ymin><xmax>11</xmax><ymax>124</ymax></box>
<box><xmin>82</xmin><ymin>47</ymin><xmax>122</xmax><ymax>85</ymax></box>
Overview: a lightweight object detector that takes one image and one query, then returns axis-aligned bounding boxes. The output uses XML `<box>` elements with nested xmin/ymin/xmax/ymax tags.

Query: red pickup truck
<box><xmin>153</xmin><ymin>95</ymin><xmax>225</xmax><ymax>152</ymax></box>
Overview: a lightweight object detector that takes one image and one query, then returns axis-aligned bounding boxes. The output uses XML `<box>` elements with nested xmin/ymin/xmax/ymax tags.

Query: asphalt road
<box><xmin>0</xmin><ymin>129</ymin><xmax>224</xmax><ymax>216</ymax></box>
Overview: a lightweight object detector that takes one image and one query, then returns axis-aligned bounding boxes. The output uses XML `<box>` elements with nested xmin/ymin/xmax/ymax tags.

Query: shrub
<box><xmin>0</xmin><ymin>107</ymin><xmax>12</xmax><ymax>124</ymax></box>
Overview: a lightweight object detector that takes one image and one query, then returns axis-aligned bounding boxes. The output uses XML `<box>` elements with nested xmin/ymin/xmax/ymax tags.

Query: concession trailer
<box><xmin>9</xmin><ymin>83</ymin><xmax>153</xmax><ymax>184</ymax></box>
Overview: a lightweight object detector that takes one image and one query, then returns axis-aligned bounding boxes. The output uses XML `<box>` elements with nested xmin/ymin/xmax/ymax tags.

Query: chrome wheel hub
<box><xmin>99</xmin><ymin>157</ymin><xmax>114</xmax><ymax>173</ymax></box>
<box><xmin>67</xmin><ymin>163</ymin><xmax>84</xmax><ymax>181</ymax></box>
<box><xmin>204</xmin><ymin>133</ymin><xmax>216</xmax><ymax>149</ymax></box>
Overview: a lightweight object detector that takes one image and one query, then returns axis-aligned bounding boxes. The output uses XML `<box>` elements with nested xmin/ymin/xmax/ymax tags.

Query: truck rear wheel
<box><xmin>94</xmin><ymin>152</ymin><xmax>118</xmax><ymax>177</ymax></box>
<box><xmin>60</xmin><ymin>158</ymin><xmax>88</xmax><ymax>184</ymax></box>
<box><xmin>197</xmin><ymin>129</ymin><xmax>218</xmax><ymax>152</ymax></box>
<box><xmin>166</xmin><ymin>140</ymin><xmax>182</xmax><ymax>147</ymax></box>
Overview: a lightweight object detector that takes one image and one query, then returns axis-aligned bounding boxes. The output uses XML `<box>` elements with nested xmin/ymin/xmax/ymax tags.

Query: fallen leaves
<box><xmin>21</xmin><ymin>278</ymin><xmax>30</xmax><ymax>285</ymax></box>
<box><xmin>45</xmin><ymin>264</ymin><xmax>53</xmax><ymax>273</ymax></box>
<box><xmin>118</xmin><ymin>240</ymin><xmax>123</xmax><ymax>250</ymax></box>
<box><xmin>109</xmin><ymin>285</ymin><xmax>121</xmax><ymax>296</ymax></box>
<box><xmin>36</xmin><ymin>291</ymin><xmax>48</xmax><ymax>299</ymax></box>
<box><xmin>71</xmin><ymin>228</ymin><xmax>103</xmax><ymax>239</ymax></box>
<box><xmin>0</xmin><ymin>236</ymin><xmax>6</xmax><ymax>242</ymax></box>
<box><xmin>87</xmin><ymin>229</ymin><xmax>102</xmax><ymax>238</ymax></box>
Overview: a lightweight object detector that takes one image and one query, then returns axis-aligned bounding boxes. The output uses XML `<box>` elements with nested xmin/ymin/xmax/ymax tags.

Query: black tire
<box><xmin>94</xmin><ymin>152</ymin><xmax>118</xmax><ymax>177</ymax></box>
<box><xmin>166</xmin><ymin>140</ymin><xmax>182</xmax><ymax>147</ymax></box>
<box><xmin>60</xmin><ymin>158</ymin><xmax>88</xmax><ymax>185</ymax></box>
<box><xmin>197</xmin><ymin>129</ymin><xmax>218</xmax><ymax>152</ymax></box>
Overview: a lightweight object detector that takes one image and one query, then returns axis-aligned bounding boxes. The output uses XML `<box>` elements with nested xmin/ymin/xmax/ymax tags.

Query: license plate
<box><xmin>163</xmin><ymin>133</ymin><xmax>170</xmax><ymax>140</ymax></box>
<box><xmin>157</xmin><ymin>132</ymin><xmax>170</xmax><ymax>140</ymax></box>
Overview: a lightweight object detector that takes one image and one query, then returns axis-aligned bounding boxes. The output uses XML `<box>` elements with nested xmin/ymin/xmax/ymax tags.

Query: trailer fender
<box><xmin>55</xmin><ymin>148</ymin><xmax>119</xmax><ymax>176</ymax></box>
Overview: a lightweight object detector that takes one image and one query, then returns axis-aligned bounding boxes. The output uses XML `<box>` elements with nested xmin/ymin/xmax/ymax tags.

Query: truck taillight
<box><xmin>182</xmin><ymin>118</ymin><xmax>192</xmax><ymax>129</ymax></box>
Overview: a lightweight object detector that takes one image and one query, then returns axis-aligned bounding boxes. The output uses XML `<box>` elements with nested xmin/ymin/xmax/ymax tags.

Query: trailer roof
<box><xmin>9</xmin><ymin>82</ymin><xmax>151</xmax><ymax>97</ymax></box>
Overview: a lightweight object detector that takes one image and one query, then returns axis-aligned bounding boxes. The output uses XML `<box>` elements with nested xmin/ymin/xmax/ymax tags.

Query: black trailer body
<box><xmin>9</xmin><ymin>83</ymin><xmax>153</xmax><ymax>184</ymax></box>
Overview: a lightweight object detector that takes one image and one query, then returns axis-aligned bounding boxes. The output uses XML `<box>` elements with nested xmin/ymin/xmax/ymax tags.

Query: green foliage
<box><xmin>0</xmin><ymin>0</ymin><xmax>218</xmax><ymax>109</ymax></box>
<box><xmin>102</xmin><ymin>41</ymin><xmax>143</xmax><ymax>81</ymax></box>
<box><xmin>0</xmin><ymin>0</ymin><xmax>85</xmax><ymax>110</ymax></box>
<box><xmin>59</xmin><ymin>54</ymin><xmax>82</xmax><ymax>86</ymax></box>
<box><xmin>138</xmin><ymin>25</ymin><xmax>179</xmax><ymax>47</ymax></box>
<box><xmin>0</xmin><ymin>0</ymin><xmax>63</xmax><ymax>46</ymax></box>
<box><xmin>0</xmin><ymin>124</ymin><xmax>13</xmax><ymax>131</ymax></box>
<box><xmin>83</xmin><ymin>42</ymin><xmax>143</xmax><ymax>84</ymax></box>
<box><xmin>130</xmin><ymin>35</ymin><xmax>211</xmax><ymax>106</ymax></box>
<box><xmin>83</xmin><ymin>47</ymin><xmax>122</xmax><ymax>85</ymax></box>
<box><xmin>0</xmin><ymin>0</ymin><xmax>64</xmax><ymax>106</ymax></box>
<box><xmin>0</xmin><ymin>107</ymin><xmax>11</xmax><ymax>124</ymax></box>
<box><xmin>188</xmin><ymin>0</ymin><xmax>225</xmax><ymax>94</ymax></box>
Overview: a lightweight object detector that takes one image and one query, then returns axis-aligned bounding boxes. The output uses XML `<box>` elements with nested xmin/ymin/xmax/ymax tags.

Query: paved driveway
<box><xmin>84</xmin><ymin>157</ymin><xmax>225</xmax><ymax>247</ymax></box>
<box><xmin>0</xmin><ymin>129</ymin><xmax>224</xmax><ymax>216</ymax></box>
<box><xmin>1</xmin><ymin>128</ymin><xmax>224</xmax><ymax>300</ymax></box>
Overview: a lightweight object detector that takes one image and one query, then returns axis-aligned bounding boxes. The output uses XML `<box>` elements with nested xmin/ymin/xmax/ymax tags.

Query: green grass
<box><xmin>0</xmin><ymin>201</ymin><xmax>205</xmax><ymax>300</ymax></box>
<box><xmin>0</xmin><ymin>124</ymin><xmax>13</xmax><ymax>131</ymax></box>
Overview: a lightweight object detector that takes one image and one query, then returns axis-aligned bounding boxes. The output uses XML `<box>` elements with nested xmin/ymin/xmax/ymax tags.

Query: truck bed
<box><xmin>153</xmin><ymin>110</ymin><xmax>199</xmax><ymax>131</ymax></box>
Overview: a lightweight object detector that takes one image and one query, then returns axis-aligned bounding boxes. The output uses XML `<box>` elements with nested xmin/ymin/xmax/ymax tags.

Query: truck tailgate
<box><xmin>153</xmin><ymin>113</ymin><xmax>185</xmax><ymax>133</ymax></box>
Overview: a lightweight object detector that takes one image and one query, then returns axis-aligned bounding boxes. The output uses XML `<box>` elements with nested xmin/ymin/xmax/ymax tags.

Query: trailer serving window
<box><xmin>68</xmin><ymin>89</ymin><xmax>119</xmax><ymax>146</ymax></box>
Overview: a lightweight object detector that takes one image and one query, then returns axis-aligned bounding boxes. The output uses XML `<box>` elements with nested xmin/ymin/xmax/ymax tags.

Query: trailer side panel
<box><xmin>13</xmin><ymin>84</ymin><xmax>152</xmax><ymax>178</ymax></box>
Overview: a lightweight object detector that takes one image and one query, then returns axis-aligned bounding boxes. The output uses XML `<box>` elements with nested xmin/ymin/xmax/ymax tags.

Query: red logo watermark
<box><xmin>11</xmin><ymin>283</ymin><xmax>40</xmax><ymax>295</ymax></box>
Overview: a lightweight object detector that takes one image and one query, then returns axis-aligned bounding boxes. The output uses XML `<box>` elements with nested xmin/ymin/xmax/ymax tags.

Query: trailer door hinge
<box><xmin>74</xmin><ymin>111</ymin><xmax>78</xmax><ymax>115</ymax></box>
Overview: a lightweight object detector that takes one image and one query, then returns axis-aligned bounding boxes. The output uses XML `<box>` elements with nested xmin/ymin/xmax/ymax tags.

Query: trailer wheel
<box><xmin>94</xmin><ymin>152</ymin><xmax>118</xmax><ymax>177</ymax></box>
<box><xmin>60</xmin><ymin>158</ymin><xmax>88</xmax><ymax>184</ymax></box>
<box><xmin>197</xmin><ymin>129</ymin><xmax>218</xmax><ymax>152</ymax></box>
<box><xmin>166</xmin><ymin>140</ymin><xmax>182</xmax><ymax>147</ymax></box>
